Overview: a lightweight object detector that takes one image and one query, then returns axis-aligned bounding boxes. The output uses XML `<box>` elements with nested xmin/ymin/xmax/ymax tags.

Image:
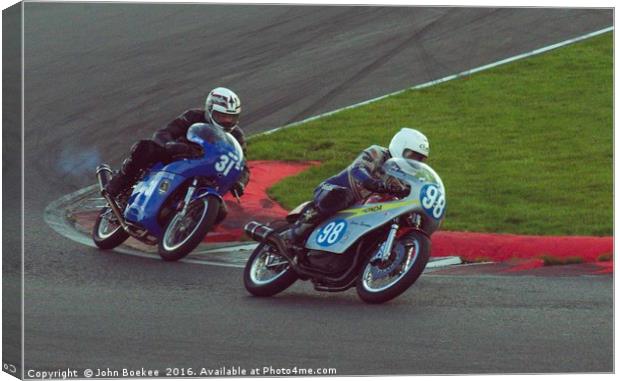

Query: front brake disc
<box><xmin>370</xmin><ymin>243</ymin><xmax>406</xmax><ymax>279</ymax></box>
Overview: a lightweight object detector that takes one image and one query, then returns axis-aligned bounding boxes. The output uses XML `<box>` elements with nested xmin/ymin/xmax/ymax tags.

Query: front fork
<box><xmin>177</xmin><ymin>178</ymin><xmax>198</xmax><ymax>217</ymax></box>
<box><xmin>371</xmin><ymin>223</ymin><xmax>400</xmax><ymax>263</ymax></box>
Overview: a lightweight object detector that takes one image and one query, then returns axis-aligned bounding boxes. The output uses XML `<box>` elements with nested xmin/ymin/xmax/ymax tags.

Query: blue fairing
<box><xmin>123</xmin><ymin>123</ymin><xmax>245</xmax><ymax>238</ymax></box>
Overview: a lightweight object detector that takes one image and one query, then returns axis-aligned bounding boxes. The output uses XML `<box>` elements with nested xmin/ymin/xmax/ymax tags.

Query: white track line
<box><xmin>43</xmin><ymin>188</ymin><xmax>254</xmax><ymax>267</ymax></box>
<box><xmin>45</xmin><ymin>190</ymin><xmax>461</xmax><ymax>270</ymax></box>
<box><xmin>252</xmin><ymin>26</ymin><xmax>613</xmax><ymax>138</ymax></box>
<box><xmin>426</xmin><ymin>256</ymin><xmax>462</xmax><ymax>268</ymax></box>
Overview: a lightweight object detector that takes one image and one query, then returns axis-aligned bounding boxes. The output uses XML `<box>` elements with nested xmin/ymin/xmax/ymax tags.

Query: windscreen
<box><xmin>384</xmin><ymin>158</ymin><xmax>444</xmax><ymax>190</ymax></box>
<box><xmin>186</xmin><ymin>123</ymin><xmax>229</xmax><ymax>146</ymax></box>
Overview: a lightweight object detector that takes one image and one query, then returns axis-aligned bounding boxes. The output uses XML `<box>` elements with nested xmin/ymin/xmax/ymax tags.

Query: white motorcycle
<box><xmin>243</xmin><ymin>158</ymin><xmax>446</xmax><ymax>304</ymax></box>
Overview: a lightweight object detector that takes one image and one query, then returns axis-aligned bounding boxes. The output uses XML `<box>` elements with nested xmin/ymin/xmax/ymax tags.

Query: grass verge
<box><xmin>539</xmin><ymin>255</ymin><xmax>584</xmax><ymax>266</ymax></box>
<box><xmin>249</xmin><ymin>33</ymin><xmax>612</xmax><ymax>236</ymax></box>
<box><xmin>597</xmin><ymin>253</ymin><xmax>613</xmax><ymax>262</ymax></box>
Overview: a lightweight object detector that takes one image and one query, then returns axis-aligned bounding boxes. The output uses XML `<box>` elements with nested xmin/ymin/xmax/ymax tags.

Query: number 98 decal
<box><xmin>420</xmin><ymin>184</ymin><xmax>446</xmax><ymax>220</ymax></box>
<box><xmin>315</xmin><ymin>219</ymin><xmax>348</xmax><ymax>247</ymax></box>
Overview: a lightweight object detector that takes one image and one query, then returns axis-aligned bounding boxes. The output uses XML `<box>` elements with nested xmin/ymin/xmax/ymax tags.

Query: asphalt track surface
<box><xmin>6</xmin><ymin>3</ymin><xmax>613</xmax><ymax>375</ymax></box>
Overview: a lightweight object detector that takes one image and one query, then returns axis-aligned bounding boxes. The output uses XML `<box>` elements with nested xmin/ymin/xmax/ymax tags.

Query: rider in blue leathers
<box><xmin>283</xmin><ymin>128</ymin><xmax>430</xmax><ymax>245</ymax></box>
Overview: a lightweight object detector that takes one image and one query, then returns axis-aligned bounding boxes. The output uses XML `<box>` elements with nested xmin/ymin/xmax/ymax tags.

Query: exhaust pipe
<box><xmin>244</xmin><ymin>221</ymin><xmax>276</xmax><ymax>243</ymax></box>
<box><xmin>244</xmin><ymin>221</ymin><xmax>297</xmax><ymax>265</ymax></box>
<box><xmin>96</xmin><ymin>163</ymin><xmax>154</xmax><ymax>243</ymax></box>
<box><xmin>96</xmin><ymin>163</ymin><xmax>131</xmax><ymax>234</ymax></box>
<box><xmin>244</xmin><ymin>221</ymin><xmax>347</xmax><ymax>283</ymax></box>
<box><xmin>96</xmin><ymin>164</ymin><xmax>113</xmax><ymax>191</ymax></box>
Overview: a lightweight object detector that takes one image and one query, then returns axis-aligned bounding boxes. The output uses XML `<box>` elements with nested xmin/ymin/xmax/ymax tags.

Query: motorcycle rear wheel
<box><xmin>158</xmin><ymin>195</ymin><xmax>220</xmax><ymax>262</ymax></box>
<box><xmin>356</xmin><ymin>230</ymin><xmax>430</xmax><ymax>304</ymax></box>
<box><xmin>244</xmin><ymin>222</ymin><xmax>298</xmax><ymax>297</ymax></box>
<box><xmin>92</xmin><ymin>207</ymin><xmax>129</xmax><ymax>250</ymax></box>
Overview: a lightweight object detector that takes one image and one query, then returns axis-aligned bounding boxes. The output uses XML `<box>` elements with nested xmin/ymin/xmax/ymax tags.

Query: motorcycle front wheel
<box><xmin>158</xmin><ymin>195</ymin><xmax>220</xmax><ymax>261</ymax></box>
<box><xmin>356</xmin><ymin>230</ymin><xmax>430</xmax><ymax>304</ymax></box>
<box><xmin>92</xmin><ymin>207</ymin><xmax>129</xmax><ymax>250</ymax></box>
<box><xmin>243</xmin><ymin>222</ymin><xmax>298</xmax><ymax>297</ymax></box>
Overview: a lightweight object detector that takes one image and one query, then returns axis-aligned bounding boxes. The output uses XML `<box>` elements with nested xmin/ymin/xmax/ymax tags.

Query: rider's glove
<box><xmin>390</xmin><ymin>183</ymin><xmax>410</xmax><ymax>198</ymax></box>
<box><xmin>377</xmin><ymin>177</ymin><xmax>410</xmax><ymax>198</ymax></box>
<box><xmin>231</xmin><ymin>181</ymin><xmax>245</xmax><ymax>197</ymax></box>
<box><xmin>373</xmin><ymin>182</ymin><xmax>389</xmax><ymax>194</ymax></box>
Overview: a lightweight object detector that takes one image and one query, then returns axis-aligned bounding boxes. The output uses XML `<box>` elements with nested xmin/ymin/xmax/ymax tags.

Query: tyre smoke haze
<box><xmin>57</xmin><ymin>146</ymin><xmax>102</xmax><ymax>177</ymax></box>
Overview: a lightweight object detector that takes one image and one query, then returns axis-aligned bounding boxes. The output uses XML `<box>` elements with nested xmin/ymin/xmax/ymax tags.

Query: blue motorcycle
<box><xmin>92</xmin><ymin>123</ymin><xmax>245</xmax><ymax>261</ymax></box>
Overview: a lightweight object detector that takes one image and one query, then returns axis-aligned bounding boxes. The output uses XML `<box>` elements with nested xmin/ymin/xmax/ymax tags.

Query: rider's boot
<box><xmin>104</xmin><ymin>157</ymin><xmax>141</xmax><ymax>198</ymax></box>
<box><xmin>281</xmin><ymin>204</ymin><xmax>322</xmax><ymax>248</ymax></box>
<box><xmin>105</xmin><ymin>140</ymin><xmax>166</xmax><ymax>198</ymax></box>
<box><xmin>104</xmin><ymin>172</ymin><xmax>131</xmax><ymax>198</ymax></box>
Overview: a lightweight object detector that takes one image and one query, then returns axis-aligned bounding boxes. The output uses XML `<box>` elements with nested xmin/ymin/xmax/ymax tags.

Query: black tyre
<box><xmin>92</xmin><ymin>207</ymin><xmax>129</xmax><ymax>250</ymax></box>
<box><xmin>243</xmin><ymin>222</ymin><xmax>298</xmax><ymax>297</ymax></box>
<box><xmin>356</xmin><ymin>230</ymin><xmax>430</xmax><ymax>304</ymax></box>
<box><xmin>158</xmin><ymin>195</ymin><xmax>220</xmax><ymax>261</ymax></box>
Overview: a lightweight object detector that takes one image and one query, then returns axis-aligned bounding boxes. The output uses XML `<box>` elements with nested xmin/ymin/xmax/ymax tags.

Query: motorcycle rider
<box><xmin>104</xmin><ymin>87</ymin><xmax>249</xmax><ymax>198</ymax></box>
<box><xmin>282</xmin><ymin>128</ymin><xmax>430</xmax><ymax>246</ymax></box>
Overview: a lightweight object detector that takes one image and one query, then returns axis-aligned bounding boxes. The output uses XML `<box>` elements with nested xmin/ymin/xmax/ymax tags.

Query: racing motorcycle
<box><xmin>243</xmin><ymin>158</ymin><xmax>446</xmax><ymax>304</ymax></box>
<box><xmin>92</xmin><ymin>123</ymin><xmax>245</xmax><ymax>261</ymax></box>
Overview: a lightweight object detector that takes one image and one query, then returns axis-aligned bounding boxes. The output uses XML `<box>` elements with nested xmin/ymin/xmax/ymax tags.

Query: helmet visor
<box><xmin>212</xmin><ymin>110</ymin><xmax>239</xmax><ymax>129</ymax></box>
<box><xmin>403</xmin><ymin>149</ymin><xmax>427</xmax><ymax>162</ymax></box>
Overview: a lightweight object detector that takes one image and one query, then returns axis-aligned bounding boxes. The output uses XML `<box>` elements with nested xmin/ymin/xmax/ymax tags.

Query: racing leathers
<box><xmin>284</xmin><ymin>145</ymin><xmax>407</xmax><ymax>245</ymax></box>
<box><xmin>105</xmin><ymin>108</ymin><xmax>250</xmax><ymax>198</ymax></box>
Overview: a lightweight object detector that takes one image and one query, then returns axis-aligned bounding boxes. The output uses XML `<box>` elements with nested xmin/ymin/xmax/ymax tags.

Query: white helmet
<box><xmin>389</xmin><ymin>128</ymin><xmax>429</xmax><ymax>161</ymax></box>
<box><xmin>205</xmin><ymin>87</ymin><xmax>241</xmax><ymax>130</ymax></box>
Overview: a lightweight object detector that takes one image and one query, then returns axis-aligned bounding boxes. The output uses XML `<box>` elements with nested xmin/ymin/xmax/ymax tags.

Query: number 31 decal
<box><xmin>215</xmin><ymin>152</ymin><xmax>242</xmax><ymax>176</ymax></box>
<box><xmin>316</xmin><ymin>219</ymin><xmax>348</xmax><ymax>247</ymax></box>
<box><xmin>420</xmin><ymin>184</ymin><xmax>446</xmax><ymax>219</ymax></box>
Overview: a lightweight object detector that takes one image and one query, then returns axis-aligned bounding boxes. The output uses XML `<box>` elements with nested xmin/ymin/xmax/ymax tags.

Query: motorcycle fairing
<box><xmin>305</xmin><ymin>159</ymin><xmax>446</xmax><ymax>255</ymax></box>
<box><xmin>124</xmin><ymin>167</ymin><xmax>186</xmax><ymax>237</ymax></box>
<box><xmin>305</xmin><ymin>199</ymin><xmax>418</xmax><ymax>254</ymax></box>
<box><xmin>161</xmin><ymin>133</ymin><xmax>244</xmax><ymax>195</ymax></box>
<box><xmin>122</xmin><ymin>124</ymin><xmax>245</xmax><ymax>238</ymax></box>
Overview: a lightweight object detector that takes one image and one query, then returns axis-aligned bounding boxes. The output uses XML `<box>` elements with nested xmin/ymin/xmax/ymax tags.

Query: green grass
<box><xmin>540</xmin><ymin>255</ymin><xmax>584</xmax><ymax>266</ymax></box>
<box><xmin>248</xmin><ymin>33</ymin><xmax>613</xmax><ymax>236</ymax></box>
<box><xmin>597</xmin><ymin>253</ymin><xmax>613</xmax><ymax>262</ymax></box>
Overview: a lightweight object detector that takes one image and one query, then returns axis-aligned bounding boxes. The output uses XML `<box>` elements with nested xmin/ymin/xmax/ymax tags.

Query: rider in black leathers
<box><xmin>105</xmin><ymin>87</ymin><xmax>250</xmax><ymax>198</ymax></box>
